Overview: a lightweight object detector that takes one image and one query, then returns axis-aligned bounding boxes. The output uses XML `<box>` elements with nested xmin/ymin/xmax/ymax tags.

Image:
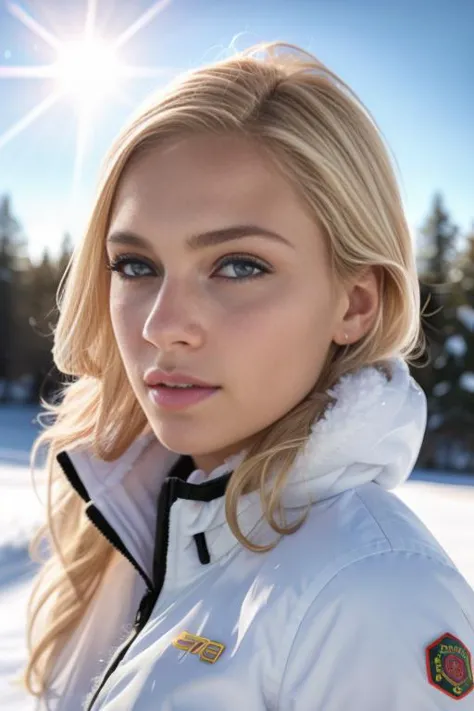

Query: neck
<box><xmin>190</xmin><ymin>438</ymin><xmax>253</xmax><ymax>475</ymax></box>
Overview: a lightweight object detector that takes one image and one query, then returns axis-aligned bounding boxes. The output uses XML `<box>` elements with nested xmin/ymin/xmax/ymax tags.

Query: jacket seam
<box><xmin>354</xmin><ymin>486</ymin><xmax>454</xmax><ymax>562</ymax></box>
<box><xmin>274</xmin><ymin>548</ymin><xmax>462</xmax><ymax>710</ymax></box>
<box><xmin>353</xmin><ymin>488</ymin><xmax>394</xmax><ymax>549</ymax></box>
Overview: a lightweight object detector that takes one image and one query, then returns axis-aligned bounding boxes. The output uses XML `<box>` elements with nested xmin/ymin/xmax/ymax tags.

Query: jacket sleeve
<box><xmin>277</xmin><ymin>550</ymin><xmax>474</xmax><ymax>710</ymax></box>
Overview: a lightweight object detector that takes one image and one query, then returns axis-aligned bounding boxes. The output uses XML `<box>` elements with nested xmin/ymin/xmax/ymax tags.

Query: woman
<box><xmin>23</xmin><ymin>42</ymin><xmax>474</xmax><ymax>709</ymax></box>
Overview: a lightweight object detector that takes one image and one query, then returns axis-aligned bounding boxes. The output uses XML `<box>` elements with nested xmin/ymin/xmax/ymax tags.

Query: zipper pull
<box><xmin>134</xmin><ymin>589</ymin><xmax>155</xmax><ymax>629</ymax></box>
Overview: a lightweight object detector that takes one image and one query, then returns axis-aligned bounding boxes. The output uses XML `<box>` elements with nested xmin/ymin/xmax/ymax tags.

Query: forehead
<box><xmin>109</xmin><ymin>133</ymin><xmax>316</xmax><ymax>236</ymax></box>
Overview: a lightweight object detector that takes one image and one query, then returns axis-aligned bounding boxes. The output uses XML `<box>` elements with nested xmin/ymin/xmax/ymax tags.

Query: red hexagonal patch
<box><xmin>426</xmin><ymin>632</ymin><xmax>473</xmax><ymax>700</ymax></box>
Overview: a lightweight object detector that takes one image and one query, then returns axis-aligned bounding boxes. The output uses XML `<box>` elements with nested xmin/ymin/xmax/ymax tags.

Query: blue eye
<box><xmin>106</xmin><ymin>255</ymin><xmax>154</xmax><ymax>280</ymax></box>
<box><xmin>106</xmin><ymin>253</ymin><xmax>271</xmax><ymax>282</ymax></box>
<box><xmin>213</xmin><ymin>255</ymin><xmax>270</xmax><ymax>281</ymax></box>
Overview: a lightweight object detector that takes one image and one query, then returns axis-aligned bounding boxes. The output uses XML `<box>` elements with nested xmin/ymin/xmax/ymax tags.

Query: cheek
<box><xmin>224</xmin><ymin>285</ymin><xmax>332</xmax><ymax>390</ymax></box>
<box><xmin>109</xmin><ymin>291</ymin><xmax>143</xmax><ymax>358</ymax></box>
<box><xmin>230</xmin><ymin>282</ymin><xmax>332</xmax><ymax>355</ymax></box>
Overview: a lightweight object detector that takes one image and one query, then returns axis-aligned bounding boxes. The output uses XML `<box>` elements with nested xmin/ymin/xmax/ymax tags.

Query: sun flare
<box><xmin>0</xmin><ymin>0</ymin><xmax>176</xmax><ymax>187</ymax></box>
<box><xmin>54</xmin><ymin>38</ymin><xmax>122</xmax><ymax>106</ymax></box>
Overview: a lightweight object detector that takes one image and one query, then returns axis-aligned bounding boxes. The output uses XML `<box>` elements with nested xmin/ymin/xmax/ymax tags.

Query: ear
<box><xmin>333</xmin><ymin>267</ymin><xmax>380</xmax><ymax>346</ymax></box>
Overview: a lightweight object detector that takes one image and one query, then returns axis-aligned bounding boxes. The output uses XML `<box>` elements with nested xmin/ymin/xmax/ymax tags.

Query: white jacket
<box><xmin>36</xmin><ymin>358</ymin><xmax>474</xmax><ymax>710</ymax></box>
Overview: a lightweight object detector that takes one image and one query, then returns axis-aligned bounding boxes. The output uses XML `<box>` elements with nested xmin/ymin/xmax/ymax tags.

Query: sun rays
<box><xmin>0</xmin><ymin>0</ymin><xmax>179</xmax><ymax>191</ymax></box>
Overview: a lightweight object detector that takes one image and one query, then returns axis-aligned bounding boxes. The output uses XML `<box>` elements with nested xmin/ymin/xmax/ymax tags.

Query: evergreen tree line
<box><xmin>0</xmin><ymin>193</ymin><xmax>473</xmax><ymax>472</ymax></box>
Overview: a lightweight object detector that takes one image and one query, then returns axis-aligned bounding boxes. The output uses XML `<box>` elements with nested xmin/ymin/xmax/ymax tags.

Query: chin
<box><xmin>147</xmin><ymin>422</ymin><xmax>213</xmax><ymax>456</ymax></box>
<box><xmin>150</xmin><ymin>421</ymin><xmax>240</xmax><ymax>461</ymax></box>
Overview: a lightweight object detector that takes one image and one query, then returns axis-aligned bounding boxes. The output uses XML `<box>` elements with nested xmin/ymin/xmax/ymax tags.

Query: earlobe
<box><xmin>333</xmin><ymin>331</ymin><xmax>351</xmax><ymax>346</ymax></box>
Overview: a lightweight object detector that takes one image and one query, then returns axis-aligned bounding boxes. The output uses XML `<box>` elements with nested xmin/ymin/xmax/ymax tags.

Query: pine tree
<box><xmin>0</xmin><ymin>195</ymin><xmax>27</xmax><ymax>401</ymax></box>
<box><xmin>417</xmin><ymin>192</ymin><xmax>458</xmax><ymax>284</ymax></box>
<box><xmin>57</xmin><ymin>232</ymin><xmax>74</xmax><ymax>278</ymax></box>
<box><xmin>445</xmin><ymin>229</ymin><xmax>474</xmax><ymax>469</ymax></box>
<box><xmin>415</xmin><ymin>194</ymin><xmax>472</xmax><ymax>470</ymax></box>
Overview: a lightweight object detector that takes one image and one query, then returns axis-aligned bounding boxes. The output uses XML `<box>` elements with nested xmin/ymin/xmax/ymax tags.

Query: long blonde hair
<box><xmin>23</xmin><ymin>41</ymin><xmax>424</xmax><ymax>696</ymax></box>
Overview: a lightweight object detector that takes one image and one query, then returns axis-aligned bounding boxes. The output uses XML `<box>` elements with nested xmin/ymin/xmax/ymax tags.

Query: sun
<box><xmin>0</xmin><ymin>0</ymin><xmax>177</xmax><ymax>187</ymax></box>
<box><xmin>54</xmin><ymin>37</ymin><xmax>123</xmax><ymax>107</ymax></box>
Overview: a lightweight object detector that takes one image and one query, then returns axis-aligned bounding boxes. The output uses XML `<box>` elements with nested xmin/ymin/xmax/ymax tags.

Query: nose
<box><xmin>141</xmin><ymin>278</ymin><xmax>204</xmax><ymax>350</ymax></box>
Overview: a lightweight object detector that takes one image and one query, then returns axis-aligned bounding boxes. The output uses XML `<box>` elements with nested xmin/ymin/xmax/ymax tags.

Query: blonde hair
<box><xmin>23</xmin><ymin>41</ymin><xmax>424</xmax><ymax>696</ymax></box>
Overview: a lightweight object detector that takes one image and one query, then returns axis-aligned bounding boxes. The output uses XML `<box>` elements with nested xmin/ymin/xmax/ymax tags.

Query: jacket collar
<box><xmin>57</xmin><ymin>357</ymin><xmax>426</xmax><ymax>590</ymax></box>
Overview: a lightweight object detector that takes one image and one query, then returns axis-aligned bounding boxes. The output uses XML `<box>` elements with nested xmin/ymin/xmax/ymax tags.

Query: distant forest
<box><xmin>0</xmin><ymin>192</ymin><xmax>473</xmax><ymax>472</ymax></box>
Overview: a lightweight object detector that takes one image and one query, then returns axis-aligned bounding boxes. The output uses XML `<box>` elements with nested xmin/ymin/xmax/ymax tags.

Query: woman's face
<box><xmin>106</xmin><ymin>133</ymin><xmax>363</xmax><ymax>472</ymax></box>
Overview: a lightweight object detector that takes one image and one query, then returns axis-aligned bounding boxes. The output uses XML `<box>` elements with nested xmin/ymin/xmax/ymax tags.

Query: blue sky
<box><xmin>0</xmin><ymin>0</ymin><xmax>472</xmax><ymax>263</ymax></box>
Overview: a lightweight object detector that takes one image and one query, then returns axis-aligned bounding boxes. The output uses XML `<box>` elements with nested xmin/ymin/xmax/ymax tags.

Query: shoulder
<box><xmin>271</xmin><ymin>481</ymin><xmax>455</xmax><ymax>597</ymax></box>
<box><xmin>314</xmin><ymin>546</ymin><xmax>474</xmax><ymax>623</ymax></box>
<box><xmin>275</xmin><ymin>550</ymin><xmax>474</xmax><ymax>709</ymax></box>
<box><xmin>263</xmin><ymin>484</ymin><xmax>474</xmax><ymax>708</ymax></box>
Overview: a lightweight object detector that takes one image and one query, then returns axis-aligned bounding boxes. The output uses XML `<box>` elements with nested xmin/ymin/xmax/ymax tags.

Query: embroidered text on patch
<box><xmin>172</xmin><ymin>631</ymin><xmax>225</xmax><ymax>664</ymax></box>
<box><xmin>426</xmin><ymin>632</ymin><xmax>474</xmax><ymax>699</ymax></box>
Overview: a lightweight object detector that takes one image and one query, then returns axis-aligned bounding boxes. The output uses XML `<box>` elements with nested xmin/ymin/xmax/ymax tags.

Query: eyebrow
<box><xmin>106</xmin><ymin>224</ymin><xmax>294</xmax><ymax>251</ymax></box>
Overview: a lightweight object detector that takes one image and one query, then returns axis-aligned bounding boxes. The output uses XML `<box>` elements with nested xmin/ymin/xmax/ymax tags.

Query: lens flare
<box><xmin>54</xmin><ymin>38</ymin><xmax>122</xmax><ymax>107</ymax></box>
<box><xmin>0</xmin><ymin>0</ymin><xmax>177</xmax><ymax>189</ymax></box>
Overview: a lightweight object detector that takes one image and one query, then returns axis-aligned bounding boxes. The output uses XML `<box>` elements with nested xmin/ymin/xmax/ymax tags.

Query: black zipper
<box><xmin>82</xmin><ymin>455</ymin><xmax>195</xmax><ymax>711</ymax></box>
<box><xmin>56</xmin><ymin>449</ymin><xmax>233</xmax><ymax>710</ymax></box>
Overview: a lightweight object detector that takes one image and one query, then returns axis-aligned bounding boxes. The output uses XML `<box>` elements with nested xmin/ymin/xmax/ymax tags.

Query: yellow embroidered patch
<box><xmin>172</xmin><ymin>631</ymin><xmax>225</xmax><ymax>664</ymax></box>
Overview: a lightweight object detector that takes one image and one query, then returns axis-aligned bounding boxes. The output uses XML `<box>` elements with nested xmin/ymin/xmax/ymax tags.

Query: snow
<box><xmin>0</xmin><ymin>405</ymin><xmax>45</xmax><ymax>710</ymax></box>
<box><xmin>432</xmin><ymin>380</ymin><xmax>451</xmax><ymax>397</ymax></box>
<box><xmin>1</xmin><ymin>406</ymin><xmax>474</xmax><ymax>709</ymax></box>
<box><xmin>458</xmin><ymin>304</ymin><xmax>474</xmax><ymax>331</ymax></box>
<box><xmin>445</xmin><ymin>333</ymin><xmax>467</xmax><ymax>357</ymax></box>
<box><xmin>460</xmin><ymin>371</ymin><xmax>474</xmax><ymax>393</ymax></box>
<box><xmin>427</xmin><ymin>412</ymin><xmax>444</xmax><ymax>430</ymax></box>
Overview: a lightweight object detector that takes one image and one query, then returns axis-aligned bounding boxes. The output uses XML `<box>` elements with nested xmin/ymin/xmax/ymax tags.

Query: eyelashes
<box><xmin>214</xmin><ymin>254</ymin><xmax>270</xmax><ymax>281</ymax></box>
<box><xmin>106</xmin><ymin>252</ymin><xmax>272</xmax><ymax>283</ymax></box>
<box><xmin>106</xmin><ymin>255</ymin><xmax>154</xmax><ymax>280</ymax></box>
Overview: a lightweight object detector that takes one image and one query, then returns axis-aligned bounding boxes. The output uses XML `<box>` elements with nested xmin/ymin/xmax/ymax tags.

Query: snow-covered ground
<box><xmin>1</xmin><ymin>405</ymin><xmax>474</xmax><ymax>709</ymax></box>
<box><xmin>0</xmin><ymin>405</ymin><xmax>46</xmax><ymax>710</ymax></box>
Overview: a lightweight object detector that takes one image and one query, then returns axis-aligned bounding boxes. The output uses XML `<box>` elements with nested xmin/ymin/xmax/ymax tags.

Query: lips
<box><xmin>151</xmin><ymin>384</ymin><xmax>218</xmax><ymax>390</ymax></box>
<box><xmin>144</xmin><ymin>369</ymin><xmax>219</xmax><ymax>389</ymax></box>
<box><xmin>148</xmin><ymin>382</ymin><xmax>220</xmax><ymax>410</ymax></box>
